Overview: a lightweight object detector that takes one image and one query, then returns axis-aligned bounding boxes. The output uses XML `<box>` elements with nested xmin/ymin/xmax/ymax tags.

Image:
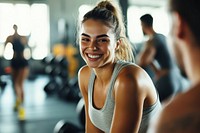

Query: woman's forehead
<box><xmin>81</xmin><ymin>19</ymin><xmax>114</xmax><ymax>37</ymax></box>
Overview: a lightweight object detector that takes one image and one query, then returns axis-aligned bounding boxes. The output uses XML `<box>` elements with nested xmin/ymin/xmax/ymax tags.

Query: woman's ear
<box><xmin>115</xmin><ymin>39</ymin><xmax>121</xmax><ymax>51</ymax></box>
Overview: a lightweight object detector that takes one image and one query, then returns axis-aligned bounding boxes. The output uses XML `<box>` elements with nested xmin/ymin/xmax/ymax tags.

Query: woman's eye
<box><xmin>81</xmin><ymin>38</ymin><xmax>90</xmax><ymax>42</ymax></box>
<box><xmin>97</xmin><ymin>39</ymin><xmax>109</xmax><ymax>43</ymax></box>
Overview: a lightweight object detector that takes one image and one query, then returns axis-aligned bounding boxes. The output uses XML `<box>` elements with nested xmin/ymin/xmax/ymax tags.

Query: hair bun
<box><xmin>97</xmin><ymin>0</ymin><xmax>115</xmax><ymax>13</ymax></box>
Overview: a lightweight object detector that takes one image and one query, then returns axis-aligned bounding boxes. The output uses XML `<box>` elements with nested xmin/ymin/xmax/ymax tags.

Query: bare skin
<box><xmin>156</xmin><ymin>84</ymin><xmax>200</xmax><ymax>133</ymax></box>
<box><xmin>153</xmin><ymin>10</ymin><xmax>200</xmax><ymax>133</ymax></box>
<box><xmin>12</xmin><ymin>67</ymin><xmax>29</xmax><ymax>103</ymax></box>
<box><xmin>78</xmin><ymin>19</ymin><xmax>158</xmax><ymax>133</ymax></box>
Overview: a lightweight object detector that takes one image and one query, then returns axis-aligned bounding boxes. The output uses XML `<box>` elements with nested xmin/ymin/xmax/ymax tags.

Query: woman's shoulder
<box><xmin>113</xmin><ymin>62</ymin><xmax>149</xmax><ymax>103</ymax></box>
<box><xmin>117</xmin><ymin>61</ymin><xmax>147</xmax><ymax>77</ymax></box>
<box><xmin>5</xmin><ymin>35</ymin><xmax>13</xmax><ymax>42</ymax></box>
<box><xmin>78</xmin><ymin>65</ymin><xmax>89</xmax><ymax>72</ymax></box>
<box><xmin>78</xmin><ymin>65</ymin><xmax>91</xmax><ymax>78</ymax></box>
<box><xmin>115</xmin><ymin>61</ymin><xmax>157</xmax><ymax>105</ymax></box>
<box><xmin>78</xmin><ymin>65</ymin><xmax>91</xmax><ymax>94</ymax></box>
<box><xmin>116</xmin><ymin>61</ymin><xmax>155</xmax><ymax>91</ymax></box>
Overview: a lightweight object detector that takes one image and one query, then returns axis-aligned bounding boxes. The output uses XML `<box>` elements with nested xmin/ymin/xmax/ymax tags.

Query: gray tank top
<box><xmin>88</xmin><ymin>61</ymin><xmax>161</xmax><ymax>133</ymax></box>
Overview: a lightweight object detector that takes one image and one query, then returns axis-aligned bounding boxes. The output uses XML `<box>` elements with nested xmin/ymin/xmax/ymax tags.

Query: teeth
<box><xmin>88</xmin><ymin>54</ymin><xmax>100</xmax><ymax>59</ymax></box>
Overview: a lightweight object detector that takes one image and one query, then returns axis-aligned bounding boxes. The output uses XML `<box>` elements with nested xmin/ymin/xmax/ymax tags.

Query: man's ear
<box><xmin>173</xmin><ymin>12</ymin><xmax>186</xmax><ymax>40</ymax></box>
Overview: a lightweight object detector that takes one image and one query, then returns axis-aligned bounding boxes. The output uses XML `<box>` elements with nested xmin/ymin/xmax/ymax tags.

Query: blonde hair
<box><xmin>82</xmin><ymin>0</ymin><xmax>134</xmax><ymax>62</ymax></box>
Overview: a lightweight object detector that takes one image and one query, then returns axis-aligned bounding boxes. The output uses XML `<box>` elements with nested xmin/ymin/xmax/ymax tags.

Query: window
<box><xmin>127</xmin><ymin>5</ymin><xmax>169</xmax><ymax>44</ymax></box>
<box><xmin>0</xmin><ymin>3</ymin><xmax>49</xmax><ymax>60</ymax></box>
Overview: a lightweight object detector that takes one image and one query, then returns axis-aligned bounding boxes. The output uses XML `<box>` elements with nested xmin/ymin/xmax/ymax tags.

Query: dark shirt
<box><xmin>12</xmin><ymin>36</ymin><xmax>25</xmax><ymax>57</ymax></box>
<box><xmin>152</xmin><ymin>33</ymin><xmax>173</xmax><ymax>69</ymax></box>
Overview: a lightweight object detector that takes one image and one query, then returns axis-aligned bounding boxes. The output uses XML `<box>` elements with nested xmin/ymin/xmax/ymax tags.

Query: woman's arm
<box><xmin>4</xmin><ymin>36</ymin><xmax>12</xmax><ymax>55</ymax></box>
<box><xmin>78</xmin><ymin>66</ymin><xmax>103</xmax><ymax>133</ymax></box>
<box><xmin>4</xmin><ymin>36</ymin><xmax>11</xmax><ymax>47</ymax></box>
<box><xmin>110</xmin><ymin>66</ymin><xmax>147</xmax><ymax>133</ymax></box>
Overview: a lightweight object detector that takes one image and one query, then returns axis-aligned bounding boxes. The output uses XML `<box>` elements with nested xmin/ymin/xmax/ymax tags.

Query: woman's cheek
<box><xmin>80</xmin><ymin>44</ymin><xmax>86</xmax><ymax>57</ymax></box>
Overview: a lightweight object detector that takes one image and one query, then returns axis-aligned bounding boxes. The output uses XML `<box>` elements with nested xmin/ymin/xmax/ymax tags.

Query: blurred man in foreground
<box><xmin>154</xmin><ymin>0</ymin><xmax>200</xmax><ymax>132</ymax></box>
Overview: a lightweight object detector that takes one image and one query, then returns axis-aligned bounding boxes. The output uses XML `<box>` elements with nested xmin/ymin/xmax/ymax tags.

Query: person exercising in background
<box><xmin>137</xmin><ymin>14</ymin><xmax>183</xmax><ymax>102</ymax></box>
<box><xmin>4</xmin><ymin>24</ymin><xmax>29</xmax><ymax>120</ymax></box>
<box><xmin>78</xmin><ymin>0</ymin><xmax>161</xmax><ymax>132</ymax></box>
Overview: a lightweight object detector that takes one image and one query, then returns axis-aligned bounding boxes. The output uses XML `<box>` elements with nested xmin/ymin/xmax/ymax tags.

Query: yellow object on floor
<box><xmin>18</xmin><ymin>106</ymin><xmax>26</xmax><ymax>120</ymax></box>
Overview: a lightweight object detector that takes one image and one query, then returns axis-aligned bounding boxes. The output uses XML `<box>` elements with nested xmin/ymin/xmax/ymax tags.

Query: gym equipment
<box><xmin>42</xmin><ymin>55</ymin><xmax>55</xmax><ymax>65</ymax></box>
<box><xmin>58</xmin><ymin>77</ymin><xmax>81</xmax><ymax>102</ymax></box>
<box><xmin>0</xmin><ymin>79</ymin><xmax>7</xmax><ymax>90</ymax></box>
<box><xmin>54</xmin><ymin>120</ymin><xmax>83</xmax><ymax>133</ymax></box>
<box><xmin>76</xmin><ymin>98</ymin><xmax>85</xmax><ymax>127</ymax></box>
<box><xmin>43</xmin><ymin>55</ymin><xmax>81</xmax><ymax>103</ymax></box>
<box><xmin>54</xmin><ymin>98</ymin><xmax>85</xmax><ymax>133</ymax></box>
<box><xmin>58</xmin><ymin>81</ymin><xmax>71</xmax><ymax>99</ymax></box>
<box><xmin>54</xmin><ymin>56</ymin><xmax>68</xmax><ymax>68</ymax></box>
<box><xmin>42</xmin><ymin>55</ymin><xmax>69</xmax><ymax>95</ymax></box>
<box><xmin>44</xmin><ymin>79</ymin><xmax>59</xmax><ymax>95</ymax></box>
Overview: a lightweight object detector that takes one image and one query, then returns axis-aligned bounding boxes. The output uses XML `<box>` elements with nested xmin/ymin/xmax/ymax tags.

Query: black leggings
<box><xmin>11</xmin><ymin>57</ymin><xmax>28</xmax><ymax>70</ymax></box>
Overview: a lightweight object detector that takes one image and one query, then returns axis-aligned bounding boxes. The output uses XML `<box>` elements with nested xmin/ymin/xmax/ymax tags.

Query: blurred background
<box><xmin>0</xmin><ymin>0</ymin><xmax>189</xmax><ymax>133</ymax></box>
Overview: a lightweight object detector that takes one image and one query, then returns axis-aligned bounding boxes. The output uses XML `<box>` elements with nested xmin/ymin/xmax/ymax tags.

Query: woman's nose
<box><xmin>89</xmin><ymin>40</ymin><xmax>98</xmax><ymax>50</ymax></box>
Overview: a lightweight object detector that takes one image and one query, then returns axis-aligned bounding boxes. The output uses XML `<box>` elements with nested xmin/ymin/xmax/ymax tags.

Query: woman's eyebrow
<box><xmin>81</xmin><ymin>33</ymin><xmax>109</xmax><ymax>38</ymax></box>
<box><xmin>96</xmin><ymin>34</ymin><xmax>109</xmax><ymax>38</ymax></box>
<box><xmin>81</xmin><ymin>33</ymin><xmax>90</xmax><ymax>37</ymax></box>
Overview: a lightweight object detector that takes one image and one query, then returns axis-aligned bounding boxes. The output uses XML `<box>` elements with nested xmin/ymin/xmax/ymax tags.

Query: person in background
<box><xmin>151</xmin><ymin>0</ymin><xmax>200</xmax><ymax>132</ymax></box>
<box><xmin>4</xmin><ymin>24</ymin><xmax>29</xmax><ymax>120</ymax></box>
<box><xmin>78</xmin><ymin>0</ymin><xmax>161</xmax><ymax>132</ymax></box>
<box><xmin>137</xmin><ymin>14</ymin><xmax>184</xmax><ymax>102</ymax></box>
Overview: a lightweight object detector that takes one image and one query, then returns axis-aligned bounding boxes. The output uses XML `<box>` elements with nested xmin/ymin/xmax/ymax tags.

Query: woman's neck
<box><xmin>93</xmin><ymin>62</ymin><xmax>116</xmax><ymax>85</ymax></box>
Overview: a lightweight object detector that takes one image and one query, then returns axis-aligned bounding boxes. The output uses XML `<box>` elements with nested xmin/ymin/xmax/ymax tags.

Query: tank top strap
<box><xmin>108</xmin><ymin>61</ymin><xmax>133</xmax><ymax>99</ymax></box>
<box><xmin>88</xmin><ymin>70</ymin><xmax>96</xmax><ymax>103</ymax></box>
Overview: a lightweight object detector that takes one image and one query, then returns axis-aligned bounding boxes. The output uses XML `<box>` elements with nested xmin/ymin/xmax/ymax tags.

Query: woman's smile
<box><xmin>87</xmin><ymin>54</ymin><xmax>102</xmax><ymax>59</ymax></box>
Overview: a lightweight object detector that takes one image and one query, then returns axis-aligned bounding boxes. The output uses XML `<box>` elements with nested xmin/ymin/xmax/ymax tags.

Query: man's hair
<box><xmin>169</xmin><ymin>0</ymin><xmax>200</xmax><ymax>45</ymax></box>
<box><xmin>140</xmin><ymin>14</ymin><xmax>153</xmax><ymax>27</ymax></box>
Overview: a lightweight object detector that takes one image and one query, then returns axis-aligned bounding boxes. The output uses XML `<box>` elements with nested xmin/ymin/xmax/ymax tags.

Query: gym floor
<box><xmin>0</xmin><ymin>75</ymin><xmax>81</xmax><ymax>133</ymax></box>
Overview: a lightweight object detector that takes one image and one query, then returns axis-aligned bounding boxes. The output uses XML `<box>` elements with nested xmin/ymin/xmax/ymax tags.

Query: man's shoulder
<box><xmin>153</xmin><ymin>33</ymin><xmax>165</xmax><ymax>39</ymax></box>
<box><xmin>152</xmin><ymin>33</ymin><xmax>166</xmax><ymax>45</ymax></box>
<box><xmin>156</xmin><ymin>85</ymin><xmax>200</xmax><ymax>133</ymax></box>
<box><xmin>163</xmin><ymin>85</ymin><xmax>200</xmax><ymax>114</ymax></box>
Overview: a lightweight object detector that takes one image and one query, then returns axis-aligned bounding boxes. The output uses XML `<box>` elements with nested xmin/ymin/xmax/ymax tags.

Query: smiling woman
<box><xmin>80</xmin><ymin>19</ymin><xmax>116</xmax><ymax>68</ymax></box>
<box><xmin>77</xmin><ymin>0</ymin><xmax>161</xmax><ymax>133</ymax></box>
